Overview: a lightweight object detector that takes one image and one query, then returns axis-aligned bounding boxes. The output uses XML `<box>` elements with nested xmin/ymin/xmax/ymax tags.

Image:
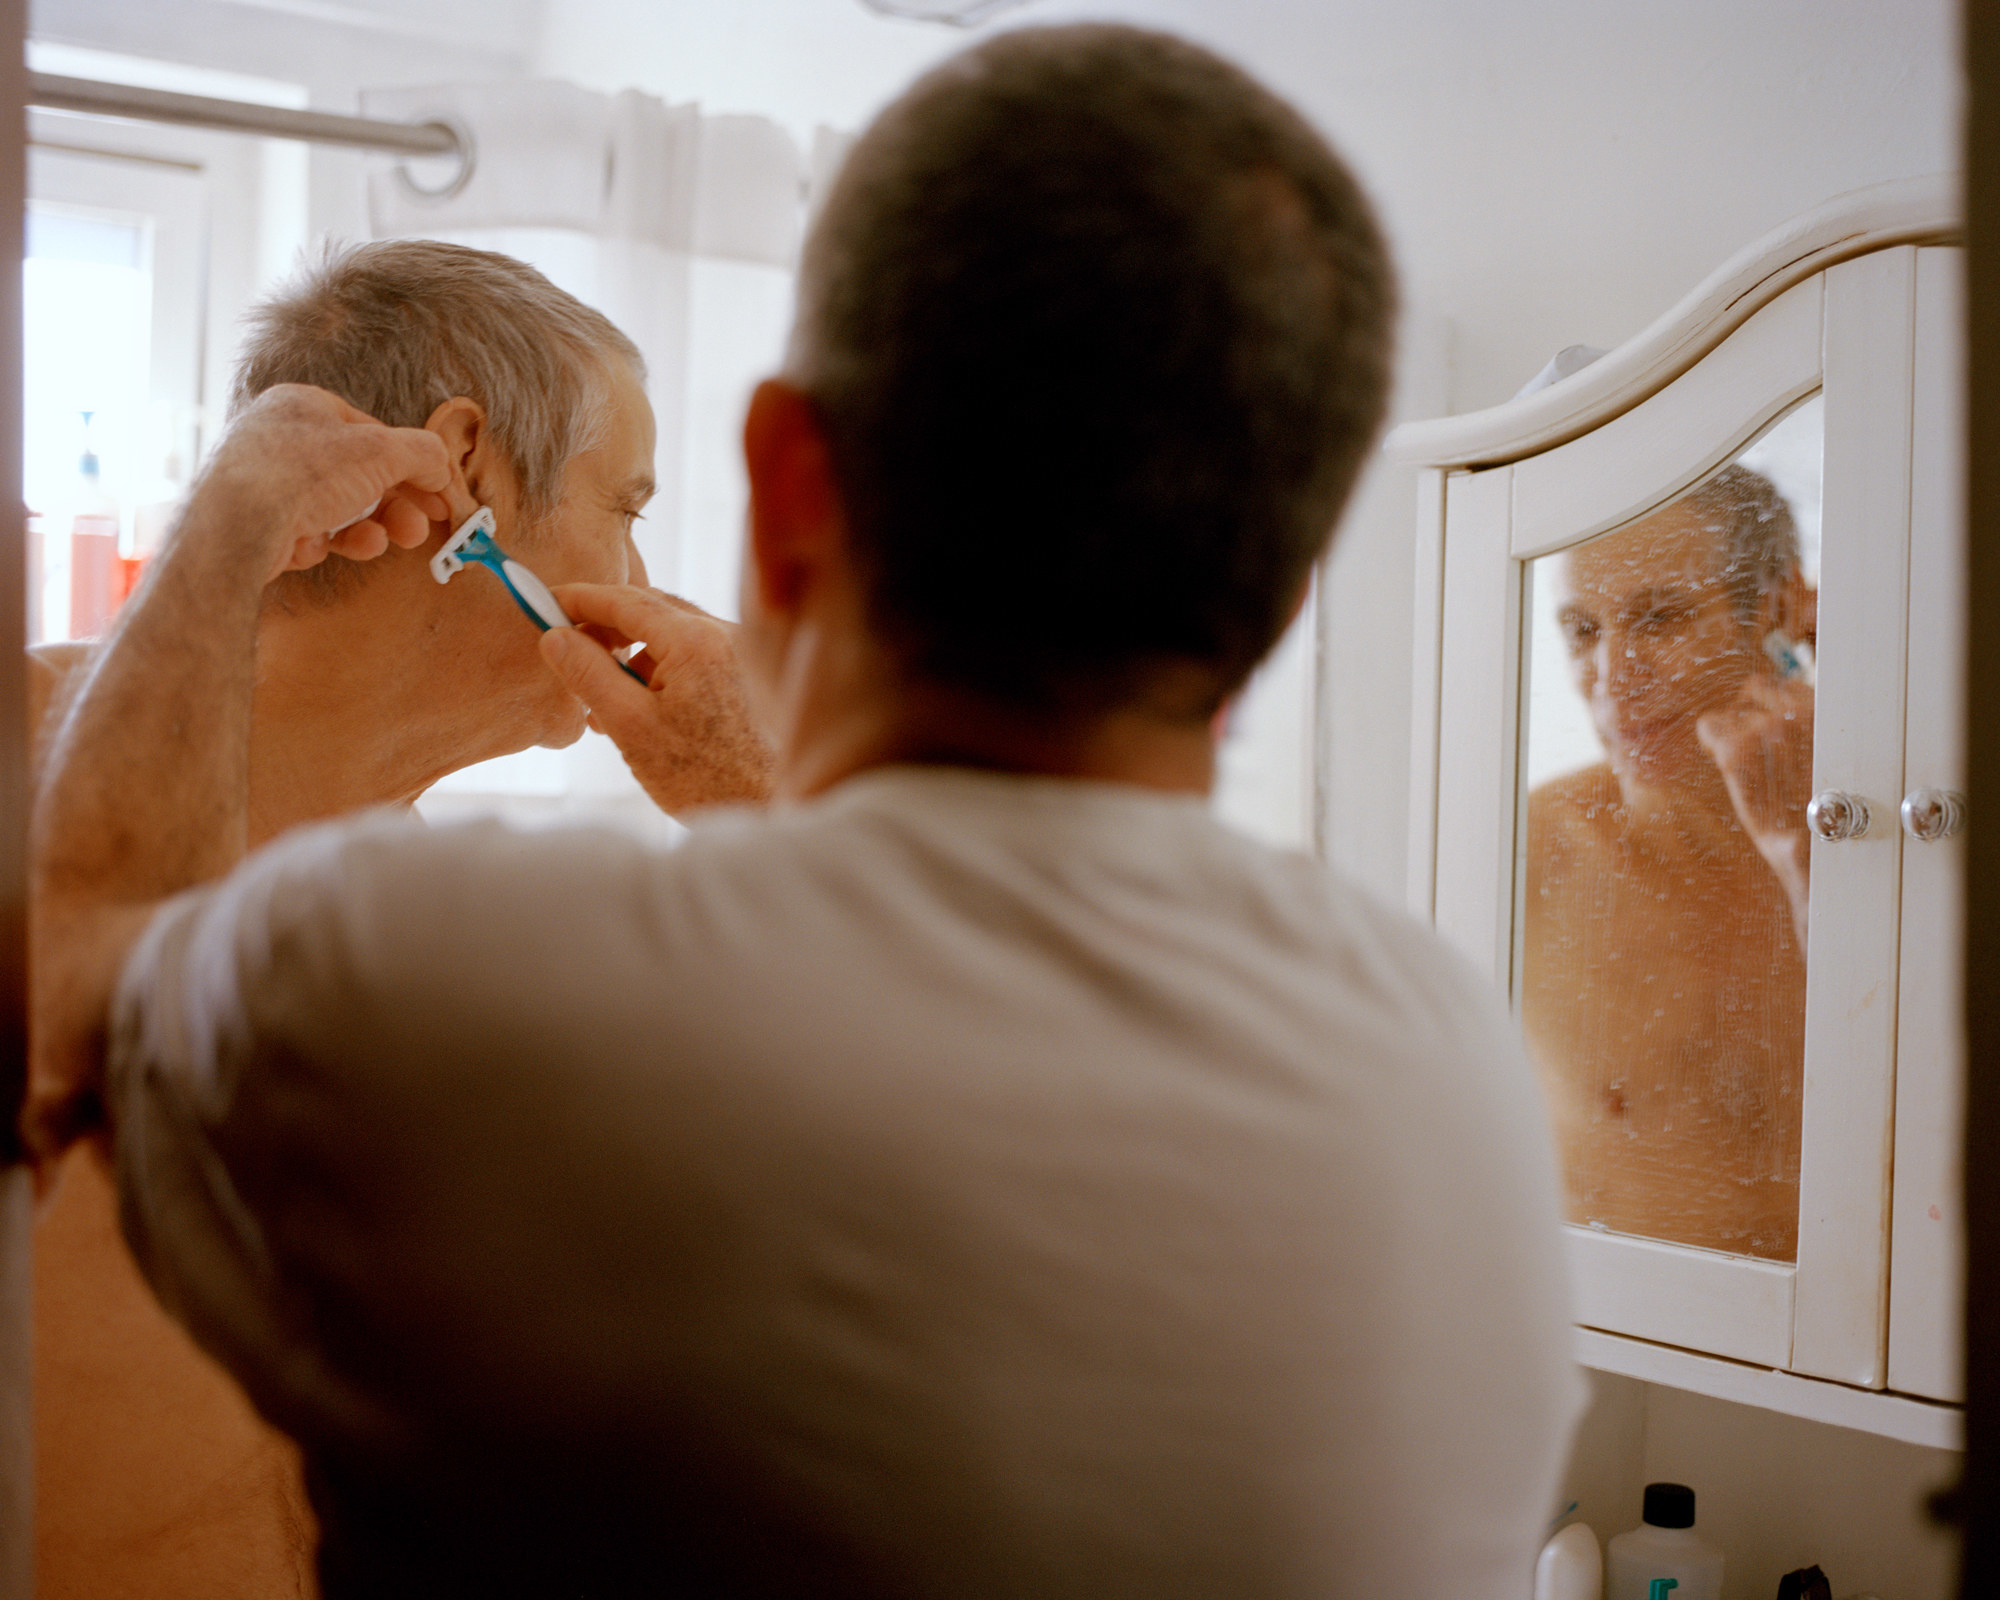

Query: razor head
<box><xmin>427</xmin><ymin>505</ymin><xmax>578</xmax><ymax>637</ymax></box>
<box><xmin>431</xmin><ymin>506</ymin><xmax>500</xmax><ymax>585</ymax></box>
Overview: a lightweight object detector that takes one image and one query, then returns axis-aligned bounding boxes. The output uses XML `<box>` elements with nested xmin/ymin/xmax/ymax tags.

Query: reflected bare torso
<box><xmin>1525</xmin><ymin>764</ymin><xmax>1804</xmax><ymax>1259</ymax></box>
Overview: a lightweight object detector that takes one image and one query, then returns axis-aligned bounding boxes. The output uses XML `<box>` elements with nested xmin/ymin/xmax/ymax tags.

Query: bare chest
<box><xmin>1523</xmin><ymin>848</ymin><xmax>1806</xmax><ymax>1117</ymax></box>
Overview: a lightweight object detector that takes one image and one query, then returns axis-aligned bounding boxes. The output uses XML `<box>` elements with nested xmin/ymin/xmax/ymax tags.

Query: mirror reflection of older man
<box><xmin>30</xmin><ymin>240</ymin><xmax>770</xmax><ymax>1600</ymax></box>
<box><xmin>1524</xmin><ymin>464</ymin><xmax>1816</xmax><ymax>1261</ymax></box>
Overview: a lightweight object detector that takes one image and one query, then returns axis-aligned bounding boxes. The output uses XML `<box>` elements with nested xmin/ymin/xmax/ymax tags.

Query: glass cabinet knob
<box><xmin>1807</xmin><ymin>790</ymin><xmax>1872</xmax><ymax>842</ymax></box>
<box><xmin>1899</xmin><ymin>787</ymin><xmax>1967</xmax><ymax>843</ymax></box>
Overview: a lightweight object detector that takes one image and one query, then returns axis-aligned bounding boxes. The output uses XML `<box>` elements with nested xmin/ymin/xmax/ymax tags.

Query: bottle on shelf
<box><xmin>1534</xmin><ymin>1519</ymin><xmax>1603</xmax><ymax>1600</ymax></box>
<box><xmin>68</xmin><ymin>411</ymin><xmax>122</xmax><ymax>639</ymax></box>
<box><xmin>124</xmin><ymin>443</ymin><xmax>185</xmax><ymax>606</ymax></box>
<box><xmin>1605</xmin><ymin>1483</ymin><xmax>1723</xmax><ymax>1600</ymax></box>
<box><xmin>25</xmin><ymin>510</ymin><xmax>44</xmax><ymax>646</ymax></box>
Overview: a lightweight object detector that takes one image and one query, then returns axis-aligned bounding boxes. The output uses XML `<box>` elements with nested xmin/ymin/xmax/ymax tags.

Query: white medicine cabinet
<box><xmin>1386</xmin><ymin>176</ymin><xmax>1964</xmax><ymax>1448</ymax></box>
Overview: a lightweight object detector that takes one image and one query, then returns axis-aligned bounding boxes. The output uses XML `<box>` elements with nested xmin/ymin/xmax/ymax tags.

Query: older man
<box><xmin>1525</xmin><ymin>464</ymin><xmax>1815</xmax><ymax>1261</ymax></box>
<box><xmin>31</xmin><ymin>239</ymin><xmax>767</xmax><ymax>1600</ymax></box>
<box><xmin>31</xmin><ymin>27</ymin><xmax>1579</xmax><ymax>1599</ymax></box>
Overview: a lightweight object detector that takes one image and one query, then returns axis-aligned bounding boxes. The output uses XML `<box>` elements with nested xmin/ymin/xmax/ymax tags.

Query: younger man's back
<box><xmin>115</xmin><ymin>769</ymin><xmax>1579</xmax><ymax>1598</ymax></box>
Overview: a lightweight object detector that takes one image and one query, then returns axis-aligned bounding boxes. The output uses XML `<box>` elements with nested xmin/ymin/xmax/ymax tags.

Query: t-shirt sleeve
<box><xmin>105</xmin><ymin>804</ymin><xmax>712</xmax><ymax>1462</ymax></box>
<box><xmin>105</xmin><ymin>812</ymin><xmax>443</xmax><ymax>1446</ymax></box>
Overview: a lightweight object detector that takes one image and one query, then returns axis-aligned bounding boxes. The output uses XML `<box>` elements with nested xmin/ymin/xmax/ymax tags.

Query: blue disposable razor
<box><xmin>1761</xmin><ymin>628</ymin><xmax>1812</xmax><ymax>683</ymax></box>
<box><xmin>431</xmin><ymin>507</ymin><xmax>648</xmax><ymax>684</ymax></box>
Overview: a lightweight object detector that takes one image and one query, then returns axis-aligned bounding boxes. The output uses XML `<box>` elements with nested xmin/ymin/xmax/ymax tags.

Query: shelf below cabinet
<box><xmin>1573</xmin><ymin>1328</ymin><xmax>1963</xmax><ymax>1450</ymax></box>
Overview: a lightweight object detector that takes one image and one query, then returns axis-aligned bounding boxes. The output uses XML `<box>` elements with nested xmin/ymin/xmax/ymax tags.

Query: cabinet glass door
<box><xmin>1518</xmin><ymin>399</ymin><xmax>1821</xmax><ymax>1263</ymax></box>
<box><xmin>1424</xmin><ymin>250</ymin><xmax>1928</xmax><ymax>1382</ymax></box>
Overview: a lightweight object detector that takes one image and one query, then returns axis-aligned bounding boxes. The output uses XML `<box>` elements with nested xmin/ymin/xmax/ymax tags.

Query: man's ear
<box><xmin>743</xmin><ymin>379</ymin><xmax>847</xmax><ymax>621</ymax></box>
<box><xmin>423</xmin><ymin>396</ymin><xmax>492</xmax><ymax>526</ymax></box>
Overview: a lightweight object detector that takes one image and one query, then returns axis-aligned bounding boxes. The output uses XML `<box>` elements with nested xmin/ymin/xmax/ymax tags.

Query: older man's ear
<box><xmin>422</xmin><ymin>395</ymin><xmax>497</xmax><ymax>529</ymax></box>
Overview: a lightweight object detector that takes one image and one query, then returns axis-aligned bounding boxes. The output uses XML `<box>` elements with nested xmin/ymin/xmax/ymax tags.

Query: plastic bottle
<box><xmin>67</xmin><ymin>413</ymin><xmax>122</xmax><ymax>639</ymax></box>
<box><xmin>1606</xmin><ymin>1483</ymin><xmax>1723</xmax><ymax>1600</ymax></box>
<box><xmin>1534</xmin><ymin>1520</ymin><xmax>1603</xmax><ymax>1600</ymax></box>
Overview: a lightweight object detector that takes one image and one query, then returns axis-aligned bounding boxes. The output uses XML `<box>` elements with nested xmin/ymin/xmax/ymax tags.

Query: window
<box><xmin>24</xmin><ymin>150</ymin><xmax>204</xmax><ymax>641</ymax></box>
<box><xmin>22</xmin><ymin>43</ymin><xmax>309</xmax><ymax>642</ymax></box>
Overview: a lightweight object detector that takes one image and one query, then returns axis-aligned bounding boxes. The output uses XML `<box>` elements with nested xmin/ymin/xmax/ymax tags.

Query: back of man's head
<box><xmin>233</xmin><ymin>239</ymin><xmax>642</xmax><ymax>601</ymax></box>
<box><xmin>791</xmin><ymin>24</ymin><xmax>1396</xmax><ymax>717</ymax></box>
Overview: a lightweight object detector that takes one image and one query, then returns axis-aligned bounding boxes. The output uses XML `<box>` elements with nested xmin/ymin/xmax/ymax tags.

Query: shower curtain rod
<box><xmin>26</xmin><ymin>71</ymin><xmax>468</xmax><ymax>166</ymax></box>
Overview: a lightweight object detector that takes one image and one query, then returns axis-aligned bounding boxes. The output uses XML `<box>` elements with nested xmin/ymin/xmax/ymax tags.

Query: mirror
<box><xmin>1518</xmin><ymin>398</ymin><xmax>1821</xmax><ymax>1261</ymax></box>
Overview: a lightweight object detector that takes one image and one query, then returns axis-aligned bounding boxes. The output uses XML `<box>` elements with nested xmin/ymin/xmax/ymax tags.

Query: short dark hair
<box><xmin>790</xmin><ymin>24</ymin><xmax>1397</xmax><ymax>715</ymax></box>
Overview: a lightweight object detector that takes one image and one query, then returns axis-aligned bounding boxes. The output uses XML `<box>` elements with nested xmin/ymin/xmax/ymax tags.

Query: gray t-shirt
<box><xmin>108</xmin><ymin>766</ymin><xmax>1581</xmax><ymax>1599</ymax></box>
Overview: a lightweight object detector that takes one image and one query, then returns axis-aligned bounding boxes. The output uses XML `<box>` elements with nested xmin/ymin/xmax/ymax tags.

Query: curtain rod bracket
<box><xmin>394</xmin><ymin>113</ymin><xmax>476</xmax><ymax>202</ymax></box>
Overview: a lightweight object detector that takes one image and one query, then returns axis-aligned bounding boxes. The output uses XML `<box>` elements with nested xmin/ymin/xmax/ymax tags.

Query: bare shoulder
<box><xmin>1524</xmin><ymin>767</ymin><xmax>1625</xmax><ymax>997</ymax></box>
<box><xmin>29</xmin><ymin>641</ymin><xmax>99</xmax><ymax>764</ymax></box>
<box><xmin>1528</xmin><ymin>763</ymin><xmax>1621</xmax><ymax>870</ymax></box>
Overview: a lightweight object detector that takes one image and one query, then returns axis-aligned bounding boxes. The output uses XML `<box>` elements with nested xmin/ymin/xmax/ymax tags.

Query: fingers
<box><xmin>313</xmin><ymin>437</ymin><xmax>451</xmax><ymax>542</ymax></box>
<box><xmin>1697</xmin><ymin>698</ymin><xmax>1807</xmax><ymax>765</ymax></box>
<box><xmin>1695</xmin><ymin>702</ymin><xmax>1754</xmax><ymax>751</ymax></box>
<box><xmin>286</xmin><ymin>385</ymin><xmax>448</xmax><ymax>484</ymax></box>
<box><xmin>212</xmin><ymin>387</ymin><xmax>453</xmax><ymax>577</ymax></box>
<box><xmin>539</xmin><ymin>627</ymin><xmax>656</xmax><ymax>737</ymax></box>
<box><xmin>553</xmin><ymin>584</ymin><xmax>727</xmax><ymax>697</ymax></box>
<box><xmin>378</xmin><ymin>426</ymin><xmax>452</xmax><ymax>495</ymax></box>
<box><xmin>1697</xmin><ymin>679</ymin><xmax>1813</xmax><ymax>762</ymax></box>
<box><xmin>327</xmin><ymin>521</ymin><xmax>391</xmax><ymax>564</ymax></box>
<box><xmin>319</xmin><ymin>489</ymin><xmax>445</xmax><ymax>565</ymax></box>
<box><xmin>552</xmin><ymin>581</ymin><xmax>717</xmax><ymax>647</ymax></box>
<box><xmin>382</xmin><ymin>491</ymin><xmax>447</xmax><ymax>546</ymax></box>
<box><xmin>322</xmin><ymin>388</ymin><xmax>388</xmax><ymax>426</ymax></box>
<box><xmin>537</xmin><ymin>583</ymin><xmax>773</xmax><ymax>815</ymax></box>
<box><xmin>1734</xmin><ymin>672</ymin><xmax>1812</xmax><ymax>711</ymax></box>
<box><xmin>1699</xmin><ymin>676</ymin><xmax>1817</xmax><ymax>852</ymax></box>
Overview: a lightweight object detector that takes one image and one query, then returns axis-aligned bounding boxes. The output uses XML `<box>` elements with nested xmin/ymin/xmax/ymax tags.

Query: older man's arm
<box><xmin>24</xmin><ymin>386</ymin><xmax>449</xmax><ymax>1162</ymax></box>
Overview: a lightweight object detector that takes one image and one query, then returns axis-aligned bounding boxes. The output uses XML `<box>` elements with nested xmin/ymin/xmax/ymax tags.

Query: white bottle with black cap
<box><xmin>1606</xmin><ymin>1483</ymin><xmax>1724</xmax><ymax>1600</ymax></box>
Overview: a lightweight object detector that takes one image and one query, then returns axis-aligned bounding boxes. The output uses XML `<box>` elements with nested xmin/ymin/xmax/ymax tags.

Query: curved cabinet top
<box><xmin>1382</xmin><ymin>173</ymin><xmax>1957</xmax><ymax>469</ymax></box>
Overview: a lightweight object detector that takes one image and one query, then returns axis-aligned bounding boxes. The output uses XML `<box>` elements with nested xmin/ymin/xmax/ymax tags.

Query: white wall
<box><xmin>31</xmin><ymin>0</ymin><xmax>540</xmax><ymax>91</ymax></box>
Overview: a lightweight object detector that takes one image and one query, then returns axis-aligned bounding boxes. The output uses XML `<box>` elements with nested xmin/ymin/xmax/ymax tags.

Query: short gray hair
<box><xmin>232</xmin><ymin>239</ymin><xmax>642</xmax><ymax>598</ymax></box>
<box><xmin>1677</xmin><ymin>463</ymin><xmax>1801</xmax><ymax>610</ymax></box>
